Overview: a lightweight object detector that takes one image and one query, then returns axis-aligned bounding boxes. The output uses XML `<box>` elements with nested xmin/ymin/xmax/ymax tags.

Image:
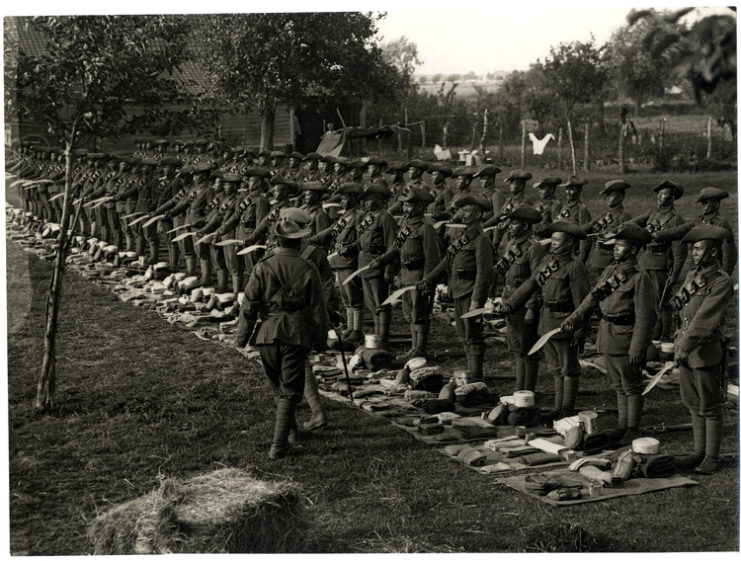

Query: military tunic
<box><xmin>556</xmin><ymin>199</ymin><xmax>592</xmax><ymax>263</ymax></box>
<box><xmin>586</xmin><ymin>203</ymin><xmax>632</xmax><ymax>274</ymax></box>
<box><xmin>357</xmin><ymin>208</ymin><xmax>398</xmax><ymax>316</ymax></box>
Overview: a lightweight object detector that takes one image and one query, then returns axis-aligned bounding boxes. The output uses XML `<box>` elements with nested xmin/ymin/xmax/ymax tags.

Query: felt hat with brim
<box><xmin>270</xmin><ymin>176</ymin><xmax>297</xmax><ymax>189</ymax></box>
<box><xmin>533</xmin><ymin>177</ymin><xmax>562</xmax><ymax>189</ymax></box>
<box><xmin>304</xmin><ymin>152</ymin><xmax>323</xmax><ymax>161</ymax></box>
<box><xmin>454</xmin><ymin>194</ymin><xmax>493</xmax><ymax>212</ymax></box>
<box><xmin>406</xmin><ymin>159</ymin><xmax>430</xmax><ymax>170</ymax></box>
<box><xmin>139</xmin><ymin>158</ymin><xmax>158</xmax><ymax>166</ymax></box>
<box><xmin>322</xmin><ymin>155</ymin><xmax>338</xmax><ymax>164</ymax></box>
<box><xmin>365</xmin><ymin>156</ymin><xmax>388</xmax><ymax>167</ymax></box>
<box><xmin>473</xmin><ymin>164</ymin><xmax>502</xmax><ymax>178</ymax></box>
<box><xmin>386</xmin><ymin>161</ymin><xmax>406</xmax><ymax>173</ymax></box>
<box><xmin>544</xmin><ymin>220</ymin><xmax>587</xmax><ymax>239</ymax></box>
<box><xmin>600</xmin><ymin>180</ymin><xmax>631</xmax><ymax>195</ymax></box>
<box><xmin>270</xmin><ymin>150</ymin><xmax>287</xmax><ymax>159</ymax></box>
<box><xmin>244</xmin><ymin>166</ymin><xmax>271</xmax><ymax>178</ymax></box>
<box><xmin>348</xmin><ymin>160</ymin><xmax>368</xmax><ymax>169</ymax></box>
<box><xmin>428</xmin><ymin>163</ymin><xmax>453</xmax><ymax>176</ymax></box>
<box><xmin>193</xmin><ymin>162</ymin><xmax>215</xmax><ymax>173</ymax></box>
<box><xmin>559</xmin><ymin>176</ymin><xmax>588</xmax><ymax>189</ymax></box>
<box><xmin>194</xmin><ymin>138</ymin><xmax>210</xmax><ymax>146</ymax></box>
<box><xmin>280</xmin><ymin>207</ymin><xmax>312</xmax><ymax>225</ymax></box>
<box><xmin>697</xmin><ymin>187</ymin><xmax>729</xmax><ymax>202</ymax></box>
<box><xmin>452</xmin><ymin>166</ymin><xmax>476</xmax><ymax>178</ymax></box>
<box><xmin>289</xmin><ymin>151</ymin><xmax>305</xmax><ymax>160</ymax></box>
<box><xmin>338</xmin><ymin>182</ymin><xmax>363</xmax><ymax>196</ymax></box>
<box><xmin>155</xmin><ymin>139</ymin><xmax>169</xmax><ymax>145</ymax></box>
<box><xmin>302</xmin><ymin>182</ymin><xmax>328</xmax><ymax>192</ymax></box>
<box><xmin>505</xmin><ymin>169</ymin><xmax>532</xmax><ymax>182</ymax></box>
<box><xmin>360</xmin><ymin>183</ymin><xmax>391</xmax><ymax>199</ymax></box>
<box><xmin>399</xmin><ymin>187</ymin><xmax>435</xmax><ymax>204</ymax></box>
<box><xmin>178</xmin><ymin>165</ymin><xmax>194</xmax><ymax>175</ymax></box>
<box><xmin>173</xmin><ymin>139</ymin><xmax>185</xmax><ymax>146</ymax></box>
<box><xmin>275</xmin><ymin>219</ymin><xmax>311</xmax><ymax>239</ymax></box>
<box><xmin>508</xmin><ymin>206</ymin><xmax>542</xmax><ymax>224</ymax></box>
<box><xmin>158</xmin><ymin>156</ymin><xmax>182</xmax><ymax>167</ymax></box>
<box><xmin>653</xmin><ymin>179</ymin><xmax>683</xmax><ymax>199</ymax></box>
<box><xmin>221</xmin><ymin>172</ymin><xmax>243</xmax><ymax>184</ymax></box>
<box><xmin>614</xmin><ymin>223</ymin><xmax>652</xmax><ymax>245</ymax></box>
<box><xmin>258</xmin><ymin>149</ymin><xmax>271</xmax><ymax>157</ymax></box>
<box><xmin>681</xmin><ymin>224</ymin><xmax>733</xmax><ymax>244</ymax></box>
<box><xmin>334</xmin><ymin>156</ymin><xmax>351</xmax><ymax>166</ymax></box>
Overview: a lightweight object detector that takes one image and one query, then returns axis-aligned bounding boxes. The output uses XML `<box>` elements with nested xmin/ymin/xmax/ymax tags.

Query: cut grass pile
<box><xmin>6</xmin><ymin>170</ymin><xmax>739</xmax><ymax>553</ymax></box>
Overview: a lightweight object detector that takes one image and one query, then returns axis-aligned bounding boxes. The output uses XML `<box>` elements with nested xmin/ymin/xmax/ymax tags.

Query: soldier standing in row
<box><xmin>562</xmin><ymin>223</ymin><xmax>657</xmax><ymax>445</ymax></box>
<box><xmin>671</xmin><ymin>225</ymin><xmax>734</xmax><ymax>474</ymax></box>
<box><xmin>235</xmin><ymin>219</ymin><xmax>329</xmax><ymax>459</ymax></box>
<box><xmin>556</xmin><ymin>176</ymin><xmax>592</xmax><ymax>263</ymax></box>
<box><xmin>532</xmin><ymin>177</ymin><xmax>562</xmax><ymax>238</ymax></box>
<box><xmin>585</xmin><ymin>180</ymin><xmax>633</xmax><ymax>282</ymax></box>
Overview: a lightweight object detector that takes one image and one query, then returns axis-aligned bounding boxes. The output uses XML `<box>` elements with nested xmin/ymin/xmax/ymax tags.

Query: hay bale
<box><xmin>89</xmin><ymin>468</ymin><xmax>307</xmax><ymax>554</ymax></box>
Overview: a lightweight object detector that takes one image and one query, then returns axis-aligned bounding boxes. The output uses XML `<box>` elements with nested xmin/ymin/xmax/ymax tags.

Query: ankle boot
<box><xmin>396</xmin><ymin>324</ymin><xmax>418</xmax><ymax>362</ymax></box>
<box><xmin>303</xmin><ymin>364</ymin><xmax>327</xmax><ymax>430</ymax></box>
<box><xmin>185</xmin><ymin>256</ymin><xmax>197</xmax><ymax>275</ymax></box>
<box><xmin>542</xmin><ymin>376</ymin><xmax>564</xmax><ymax>421</ymax></box>
<box><xmin>514</xmin><ymin>358</ymin><xmax>526</xmax><ymax>392</ymax></box>
<box><xmin>269</xmin><ymin>398</ymin><xmax>295</xmax><ymax>459</ymax></box>
<box><xmin>524</xmin><ymin>359</ymin><xmax>539</xmax><ymax>392</ymax></box>
<box><xmin>231</xmin><ymin>272</ymin><xmax>244</xmax><ymax>294</ymax></box>
<box><xmin>199</xmin><ymin>258</ymin><xmax>212</xmax><ymax>286</ymax></box>
<box><xmin>216</xmin><ymin>268</ymin><xmax>229</xmax><ymax>293</ymax></box>
<box><xmin>676</xmin><ymin>414</ymin><xmax>707</xmax><ymax>468</ymax></box>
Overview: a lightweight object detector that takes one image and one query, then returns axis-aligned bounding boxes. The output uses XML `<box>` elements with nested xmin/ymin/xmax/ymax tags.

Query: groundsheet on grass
<box><xmin>498</xmin><ymin>467</ymin><xmax>699</xmax><ymax>506</ymax></box>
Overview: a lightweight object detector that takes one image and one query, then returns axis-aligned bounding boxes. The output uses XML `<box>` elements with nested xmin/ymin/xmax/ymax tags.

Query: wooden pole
<box><xmin>557</xmin><ymin>126</ymin><xmax>563</xmax><ymax>170</ymax></box>
<box><xmin>583</xmin><ymin>121</ymin><xmax>590</xmax><ymax>172</ymax></box>
<box><xmin>520</xmin><ymin>121</ymin><xmax>526</xmax><ymax>168</ymax></box>
<box><xmin>479</xmin><ymin>108</ymin><xmax>489</xmax><ymax>163</ymax></box>
<box><xmin>498</xmin><ymin>121</ymin><xmax>504</xmax><ymax>161</ymax></box>
<box><xmin>359</xmin><ymin>101</ymin><xmax>367</xmax><ymax>155</ymax></box>
<box><xmin>618</xmin><ymin>122</ymin><xmax>626</xmax><ymax>174</ymax></box>
<box><xmin>288</xmin><ymin>107</ymin><xmax>296</xmax><ymax>151</ymax></box>
<box><xmin>706</xmin><ymin>115</ymin><xmax>713</xmax><ymax>160</ymax></box>
<box><xmin>420</xmin><ymin>120</ymin><xmax>426</xmax><ymax>149</ymax></box>
<box><xmin>566</xmin><ymin>117</ymin><xmax>576</xmax><ymax>176</ymax></box>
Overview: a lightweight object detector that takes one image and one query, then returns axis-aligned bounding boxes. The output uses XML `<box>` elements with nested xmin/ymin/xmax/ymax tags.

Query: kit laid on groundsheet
<box><xmin>6</xmin><ymin>205</ymin><xmax>732</xmax><ymax>506</ymax></box>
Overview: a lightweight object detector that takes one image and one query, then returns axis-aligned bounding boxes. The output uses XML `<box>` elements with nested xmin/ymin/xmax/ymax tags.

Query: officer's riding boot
<box><xmin>619</xmin><ymin>394</ymin><xmax>643</xmax><ymax>446</ymax></box>
<box><xmin>524</xmin><ymin>359</ymin><xmax>539</xmax><ymax>393</ymax></box>
<box><xmin>415</xmin><ymin>324</ymin><xmax>430</xmax><ymax>358</ymax></box>
<box><xmin>185</xmin><ymin>256</ymin><xmax>198</xmax><ymax>276</ymax></box>
<box><xmin>216</xmin><ymin>268</ymin><xmax>229</xmax><ymax>294</ymax></box>
<box><xmin>696</xmin><ymin>416</ymin><xmax>723</xmax><ymax>474</ymax></box>
<box><xmin>346</xmin><ymin>308</ymin><xmax>364</xmax><ymax>344</ymax></box>
<box><xmin>231</xmin><ymin>272</ymin><xmax>244</xmax><ymax>294</ymax></box>
<box><xmin>378</xmin><ymin>309</ymin><xmax>391</xmax><ymax>349</ymax></box>
<box><xmin>676</xmin><ymin>414</ymin><xmax>706</xmax><ymax>469</ymax></box>
<box><xmin>610</xmin><ymin>392</ymin><xmax>628</xmax><ymax>441</ymax></box>
<box><xmin>514</xmin><ymin>358</ymin><xmax>526</xmax><ymax>392</ymax></box>
<box><xmin>396</xmin><ymin>324</ymin><xmax>417</xmax><ymax>362</ymax></box>
<box><xmin>560</xmin><ymin>376</ymin><xmax>579</xmax><ymax>418</ymax></box>
<box><xmin>269</xmin><ymin>398</ymin><xmax>295</xmax><ymax>459</ymax></box>
<box><xmin>303</xmin><ymin>364</ymin><xmax>327</xmax><ymax>430</ymax></box>
<box><xmin>542</xmin><ymin>376</ymin><xmax>564</xmax><ymax>421</ymax></box>
<box><xmin>199</xmin><ymin>258</ymin><xmax>212</xmax><ymax>287</ymax></box>
<box><xmin>341</xmin><ymin>309</ymin><xmax>354</xmax><ymax>339</ymax></box>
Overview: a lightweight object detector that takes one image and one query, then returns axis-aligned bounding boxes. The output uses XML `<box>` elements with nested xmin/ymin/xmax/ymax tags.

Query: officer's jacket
<box><xmin>653</xmin><ymin>212</ymin><xmax>737</xmax><ymax>276</ymax></box>
<box><xmin>586</xmin><ymin>204</ymin><xmax>632</xmax><ymax>270</ymax></box>
<box><xmin>506</xmin><ymin>252</ymin><xmax>591</xmax><ymax>339</ymax></box>
<box><xmin>313</xmin><ymin>206</ymin><xmax>362</xmax><ymax>270</ymax></box>
<box><xmin>533</xmin><ymin>197</ymin><xmax>562</xmax><ymax>236</ymax></box>
<box><xmin>133</xmin><ymin>174</ymin><xmax>159</xmax><ymax>213</ymax></box>
<box><xmin>568</xmin><ymin>258</ymin><xmax>656</xmax><ymax>356</ymax></box>
<box><xmin>200</xmin><ymin>192</ymin><xmax>240</xmax><ymax>234</ymax></box>
<box><xmin>499</xmin><ymin>234</ymin><xmax>546</xmax><ymax>310</ymax></box>
<box><xmin>377</xmin><ymin>215</ymin><xmax>441</xmax><ymax>286</ymax></box>
<box><xmin>235</xmin><ymin>247</ymin><xmax>329</xmax><ymax>350</ymax></box>
<box><xmin>672</xmin><ymin>262</ymin><xmax>733</xmax><ymax>368</ymax></box>
<box><xmin>154</xmin><ymin>175</ymin><xmax>183</xmax><ymax>209</ymax></box>
<box><xmin>629</xmin><ymin>206</ymin><xmax>686</xmax><ymax>277</ymax></box>
<box><xmin>489</xmin><ymin>192</ymin><xmax>534</xmax><ymax>250</ymax></box>
<box><xmin>357</xmin><ymin>208</ymin><xmax>398</xmax><ymax>279</ymax></box>
<box><xmin>425</xmin><ymin>222</ymin><xmax>494</xmax><ymax>304</ymax></box>
<box><xmin>220</xmin><ymin>193</ymin><xmax>270</xmax><ymax>237</ymax></box>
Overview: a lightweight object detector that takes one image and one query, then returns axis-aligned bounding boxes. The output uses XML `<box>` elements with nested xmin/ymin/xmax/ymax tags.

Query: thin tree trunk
<box><xmin>557</xmin><ymin>127</ymin><xmax>563</xmax><ymax>170</ymax></box>
<box><xmin>479</xmin><ymin>108</ymin><xmax>489</xmax><ymax>162</ymax></box>
<box><xmin>36</xmin><ymin>137</ymin><xmax>74</xmax><ymax>411</ymax></box>
<box><xmin>498</xmin><ymin>121</ymin><xmax>504</xmax><ymax>161</ymax></box>
<box><xmin>658</xmin><ymin>118</ymin><xmax>665</xmax><ymax>164</ymax></box>
<box><xmin>566</xmin><ymin>117</ymin><xmax>576</xmax><ymax>176</ymax></box>
<box><xmin>442</xmin><ymin>122</ymin><xmax>449</xmax><ymax>148</ymax></box>
<box><xmin>583</xmin><ymin>121</ymin><xmax>590</xmax><ymax>172</ymax></box>
<box><xmin>618</xmin><ymin>122</ymin><xmax>626</xmax><ymax>174</ymax></box>
<box><xmin>420</xmin><ymin>120</ymin><xmax>426</xmax><ymax>149</ymax></box>
<box><xmin>597</xmin><ymin>99</ymin><xmax>606</xmax><ymax>136</ymax></box>
<box><xmin>706</xmin><ymin>115</ymin><xmax>713</xmax><ymax>160</ymax></box>
<box><xmin>377</xmin><ymin>118</ymin><xmax>383</xmax><ymax>153</ymax></box>
<box><xmin>260</xmin><ymin>105</ymin><xmax>276</xmax><ymax>151</ymax></box>
<box><xmin>470</xmin><ymin>121</ymin><xmax>478</xmax><ymax>152</ymax></box>
<box><xmin>520</xmin><ymin>121</ymin><xmax>526</xmax><ymax>168</ymax></box>
<box><xmin>359</xmin><ymin>101</ymin><xmax>367</xmax><ymax>155</ymax></box>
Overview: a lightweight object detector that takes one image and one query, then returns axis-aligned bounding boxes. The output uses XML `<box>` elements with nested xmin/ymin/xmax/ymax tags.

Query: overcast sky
<box><xmin>4</xmin><ymin>0</ymin><xmax>732</xmax><ymax>77</ymax></box>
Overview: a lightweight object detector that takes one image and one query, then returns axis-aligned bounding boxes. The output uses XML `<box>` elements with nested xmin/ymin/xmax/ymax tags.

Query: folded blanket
<box><xmin>521</xmin><ymin>452</ymin><xmax>562</xmax><ymax>466</ymax></box>
<box><xmin>503</xmin><ymin>445</ymin><xmax>540</xmax><ymax>458</ymax></box>
<box><xmin>458</xmin><ymin>446</ymin><xmax>487</xmax><ymax>467</ymax></box>
<box><xmin>404</xmin><ymin>390</ymin><xmax>433</xmax><ymax>402</ymax></box>
<box><xmin>635</xmin><ymin>453</ymin><xmax>677</xmax><ymax>478</ymax></box>
<box><xmin>457</xmin><ymin>425</ymin><xmax>499</xmax><ymax>440</ymax></box>
<box><xmin>524</xmin><ymin>474</ymin><xmax>583</xmax><ymax>496</ymax></box>
<box><xmin>579</xmin><ymin>465</ymin><xmax>615</xmax><ymax>486</ymax></box>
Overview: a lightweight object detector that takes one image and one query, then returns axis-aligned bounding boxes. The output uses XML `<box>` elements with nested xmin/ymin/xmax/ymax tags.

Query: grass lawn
<box><xmin>6</xmin><ymin>170</ymin><xmax>740</xmax><ymax>553</ymax></box>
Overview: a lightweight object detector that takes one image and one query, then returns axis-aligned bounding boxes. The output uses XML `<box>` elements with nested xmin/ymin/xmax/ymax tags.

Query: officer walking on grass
<box><xmin>235</xmin><ymin>219</ymin><xmax>329</xmax><ymax>459</ymax></box>
<box><xmin>561</xmin><ymin>223</ymin><xmax>657</xmax><ymax>445</ymax></box>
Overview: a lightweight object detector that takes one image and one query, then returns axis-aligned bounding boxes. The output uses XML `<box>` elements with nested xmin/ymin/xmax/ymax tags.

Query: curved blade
<box><xmin>642</xmin><ymin>362</ymin><xmax>675</xmax><ymax>396</ymax></box>
<box><xmin>460</xmin><ymin>307</ymin><xmax>488</xmax><ymax>319</ymax></box>
<box><xmin>194</xmin><ymin>232</ymin><xmax>216</xmax><ymax>245</ymax></box>
<box><xmin>172</xmin><ymin>231</ymin><xmax>196</xmax><ymax>242</ymax></box>
<box><xmin>381</xmin><ymin>285</ymin><xmax>415</xmax><ymax>306</ymax></box>
<box><xmin>342</xmin><ymin>265</ymin><xmax>370</xmax><ymax>285</ymax></box>
<box><xmin>433</xmin><ymin>220</ymin><xmax>449</xmax><ymax>229</ymax></box>
<box><xmin>128</xmin><ymin>214</ymin><xmax>150</xmax><ymax>226</ymax></box>
<box><xmin>322</xmin><ymin>202</ymin><xmax>341</xmax><ymax>209</ymax></box>
<box><xmin>236</xmin><ymin>244</ymin><xmax>266</xmax><ymax>255</ymax></box>
<box><xmin>528</xmin><ymin>327</ymin><xmax>561</xmax><ymax>356</ymax></box>
<box><xmin>538</xmin><ymin>237</ymin><xmax>553</xmax><ymax>246</ymax></box>
<box><xmin>166</xmin><ymin>223</ymin><xmax>190</xmax><ymax>234</ymax></box>
<box><xmin>483</xmin><ymin>226</ymin><xmax>497</xmax><ymax>233</ymax></box>
<box><xmin>215</xmin><ymin>239</ymin><xmax>244</xmax><ymax>247</ymax></box>
<box><xmin>142</xmin><ymin>214</ymin><xmax>165</xmax><ymax>228</ymax></box>
<box><xmin>122</xmin><ymin>211</ymin><xmax>145</xmax><ymax>220</ymax></box>
<box><xmin>48</xmin><ymin>192</ymin><xmax>66</xmax><ymax>202</ymax></box>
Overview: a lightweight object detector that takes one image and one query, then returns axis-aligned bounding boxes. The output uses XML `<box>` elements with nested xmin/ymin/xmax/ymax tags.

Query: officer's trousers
<box><xmin>259</xmin><ymin>342</ymin><xmax>309</xmax><ymax>403</ymax></box>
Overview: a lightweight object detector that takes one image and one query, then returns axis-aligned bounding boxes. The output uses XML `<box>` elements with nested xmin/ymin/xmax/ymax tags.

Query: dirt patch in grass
<box><xmin>6</xmin><ymin>170</ymin><xmax>739</xmax><ymax>553</ymax></box>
